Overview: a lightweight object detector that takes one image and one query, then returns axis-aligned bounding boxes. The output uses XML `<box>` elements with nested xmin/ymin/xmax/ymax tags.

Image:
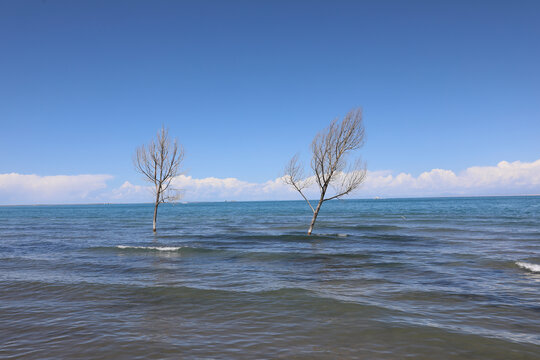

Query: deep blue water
<box><xmin>1</xmin><ymin>197</ymin><xmax>539</xmax><ymax>359</ymax></box>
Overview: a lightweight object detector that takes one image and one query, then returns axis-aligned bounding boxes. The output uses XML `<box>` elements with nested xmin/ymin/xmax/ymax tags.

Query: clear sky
<box><xmin>1</xmin><ymin>0</ymin><xmax>539</xmax><ymax>204</ymax></box>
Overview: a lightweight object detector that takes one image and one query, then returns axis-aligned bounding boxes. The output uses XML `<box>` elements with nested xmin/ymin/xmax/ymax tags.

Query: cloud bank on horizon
<box><xmin>1</xmin><ymin>159</ymin><xmax>539</xmax><ymax>205</ymax></box>
<box><xmin>0</xmin><ymin>173</ymin><xmax>113</xmax><ymax>205</ymax></box>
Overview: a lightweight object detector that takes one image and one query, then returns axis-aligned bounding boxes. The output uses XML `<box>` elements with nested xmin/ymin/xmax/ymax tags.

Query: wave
<box><xmin>86</xmin><ymin>245</ymin><xmax>374</xmax><ymax>262</ymax></box>
<box><xmin>116</xmin><ymin>245</ymin><xmax>182</xmax><ymax>251</ymax></box>
<box><xmin>314</xmin><ymin>233</ymin><xmax>349</xmax><ymax>237</ymax></box>
<box><xmin>516</xmin><ymin>262</ymin><xmax>540</xmax><ymax>273</ymax></box>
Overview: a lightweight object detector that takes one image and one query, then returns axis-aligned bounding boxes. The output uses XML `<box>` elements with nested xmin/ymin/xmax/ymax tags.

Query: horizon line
<box><xmin>2</xmin><ymin>193</ymin><xmax>539</xmax><ymax>207</ymax></box>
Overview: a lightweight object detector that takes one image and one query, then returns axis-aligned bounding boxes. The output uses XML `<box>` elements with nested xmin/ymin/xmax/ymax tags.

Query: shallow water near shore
<box><xmin>1</xmin><ymin>197</ymin><xmax>539</xmax><ymax>359</ymax></box>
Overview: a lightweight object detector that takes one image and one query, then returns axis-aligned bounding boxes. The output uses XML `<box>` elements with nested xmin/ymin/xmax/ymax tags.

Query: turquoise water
<box><xmin>1</xmin><ymin>197</ymin><xmax>539</xmax><ymax>359</ymax></box>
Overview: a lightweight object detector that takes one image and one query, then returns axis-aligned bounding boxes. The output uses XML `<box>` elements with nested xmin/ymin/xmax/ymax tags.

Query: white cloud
<box><xmin>361</xmin><ymin>159</ymin><xmax>540</xmax><ymax>197</ymax></box>
<box><xmin>150</xmin><ymin>159</ymin><xmax>540</xmax><ymax>201</ymax></box>
<box><xmin>110</xmin><ymin>181</ymin><xmax>152</xmax><ymax>202</ymax></box>
<box><xmin>0</xmin><ymin>173</ymin><xmax>113</xmax><ymax>205</ymax></box>
<box><xmin>170</xmin><ymin>159</ymin><xmax>540</xmax><ymax>201</ymax></box>
<box><xmin>170</xmin><ymin>175</ymin><xmax>300</xmax><ymax>201</ymax></box>
<box><xmin>1</xmin><ymin>159</ymin><xmax>539</xmax><ymax>205</ymax></box>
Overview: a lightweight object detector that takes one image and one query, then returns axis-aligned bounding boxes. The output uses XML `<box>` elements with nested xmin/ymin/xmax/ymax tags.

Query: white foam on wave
<box><xmin>516</xmin><ymin>262</ymin><xmax>540</xmax><ymax>273</ymax></box>
<box><xmin>116</xmin><ymin>245</ymin><xmax>182</xmax><ymax>251</ymax></box>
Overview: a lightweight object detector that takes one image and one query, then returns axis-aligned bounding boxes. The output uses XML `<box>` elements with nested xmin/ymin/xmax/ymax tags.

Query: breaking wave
<box><xmin>516</xmin><ymin>262</ymin><xmax>540</xmax><ymax>273</ymax></box>
<box><xmin>116</xmin><ymin>245</ymin><xmax>182</xmax><ymax>251</ymax></box>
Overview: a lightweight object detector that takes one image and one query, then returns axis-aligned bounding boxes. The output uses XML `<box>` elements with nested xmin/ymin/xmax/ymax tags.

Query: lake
<box><xmin>1</xmin><ymin>197</ymin><xmax>539</xmax><ymax>359</ymax></box>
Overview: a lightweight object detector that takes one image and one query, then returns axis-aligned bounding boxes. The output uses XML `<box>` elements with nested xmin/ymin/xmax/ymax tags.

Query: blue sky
<box><xmin>1</xmin><ymin>0</ymin><xmax>539</xmax><ymax>204</ymax></box>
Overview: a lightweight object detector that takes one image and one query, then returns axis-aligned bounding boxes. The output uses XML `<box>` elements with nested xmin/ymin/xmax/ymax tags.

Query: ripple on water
<box><xmin>0</xmin><ymin>198</ymin><xmax>539</xmax><ymax>359</ymax></box>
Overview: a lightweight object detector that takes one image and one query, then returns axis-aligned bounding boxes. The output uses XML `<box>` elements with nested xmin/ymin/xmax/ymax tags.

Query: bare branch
<box><xmin>283</xmin><ymin>154</ymin><xmax>315</xmax><ymax>213</ymax></box>
<box><xmin>325</xmin><ymin>158</ymin><xmax>367</xmax><ymax>201</ymax></box>
<box><xmin>134</xmin><ymin>126</ymin><xmax>185</xmax><ymax>232</ymax></box>
<box><xmin>284</xmin><ymin>108</ymin><xmax>367</xmax><ymax>234</ymax></box>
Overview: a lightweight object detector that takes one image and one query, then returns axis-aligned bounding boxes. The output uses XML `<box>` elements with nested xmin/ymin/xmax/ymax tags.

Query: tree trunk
<box><xmin>307</xmin><ymin>209</ymin><xmax>318</xmax><ymax>235</ymax></box>
<box><xmin>153</xmin><ymin>191</ymin><xmax>160</xmax><ymax>232</ymax></box>
<box><xmin>307</xmin><ymin>194</ymin><xmax>325</xmax><ymax>235</ymax></box>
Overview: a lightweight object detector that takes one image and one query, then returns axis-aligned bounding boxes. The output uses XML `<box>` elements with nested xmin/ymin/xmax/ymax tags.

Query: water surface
<box><xmin>1</xmin><ymin>197</ymin><xmax>539</xmax><ymax>359</ymax></box>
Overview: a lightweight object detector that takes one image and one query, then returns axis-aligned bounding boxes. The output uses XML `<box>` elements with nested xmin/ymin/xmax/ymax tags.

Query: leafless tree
<box><xmin>284</xmin><ymin>108</ymin><xmax>367</xmax><ymax>235</ymax></box>
<box><xmin>134</xmin><ymin>126</ymin><xmax>184</xmax><ymax>232</ymax></box>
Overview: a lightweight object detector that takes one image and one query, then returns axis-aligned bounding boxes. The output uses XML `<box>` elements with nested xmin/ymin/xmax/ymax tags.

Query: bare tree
<box><xmin>134</xmin><ymin>126</ymin><xmax>184</xmax><ymax>232</ymax></box>
<box><xmin>284</xmin><ymin>108</ymin><xmax>367</xmax><ymax>235</ymax></box>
